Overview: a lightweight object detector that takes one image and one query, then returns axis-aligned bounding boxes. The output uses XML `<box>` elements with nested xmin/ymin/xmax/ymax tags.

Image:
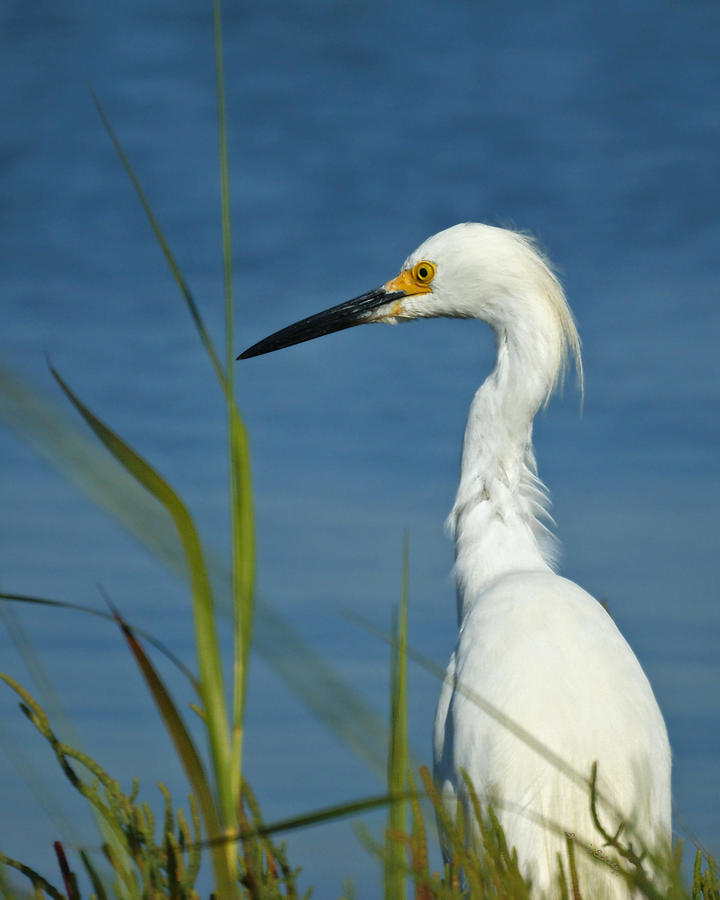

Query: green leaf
<box><xmin>0</xmin><ymin>853</ymin><xmax>65</xmax><ymax>900</ymax></box>
<box><xmin>204</xmin><ymin>791</ymin><xmax>408</xmax><ymax>846</ymax></box>
<box><xmin>49</xmin><ymin>367</ymin><xmax>236</xmax><ymax>887</ymax></box>
<box><xmin>385</xmin><ymin>534</ymin><xmax>409</xmax><ymax>900</ymax></box>
<box><xmin>212</xmin><ymin>0</ymin><xmax>256</xmax><ymax>810</ymax></box>
<box><xmin>90</xmin><ymin>92</ymin><xmax>224</xmax><ymax>384</ymax></box>
<box><xmin>0</xmin><ymin>590</ymin><xmax>198</xmax><ymax>688</ymax></box>
<box><xmin>79</xmin><ymin>849</ymin><xmax>108</xmax><ymax>900</ymax></box>
<box><xmin>108</xmin><ymin>603</ymin><xmax>234</xmax><ymax>898</ymax></box>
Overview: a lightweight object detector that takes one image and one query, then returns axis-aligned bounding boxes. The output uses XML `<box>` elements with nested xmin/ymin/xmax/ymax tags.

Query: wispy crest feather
<box><xmin>512</xmin><ymin>230</ymin><xmax>584</xmax><ymax>405</ymax></box>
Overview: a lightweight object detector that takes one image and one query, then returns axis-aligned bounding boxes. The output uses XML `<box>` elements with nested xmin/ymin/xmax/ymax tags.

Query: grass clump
<box><xmin>0</xmin><ymin>675</ymin><xmax>305</xmax><ymax>900</ymax></box>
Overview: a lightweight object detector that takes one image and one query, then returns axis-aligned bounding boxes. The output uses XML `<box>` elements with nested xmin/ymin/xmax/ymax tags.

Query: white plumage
<box><xmin>240</xmin><ymin>222</ymin><xmax>672</xmax><ymax>897</ymax></box>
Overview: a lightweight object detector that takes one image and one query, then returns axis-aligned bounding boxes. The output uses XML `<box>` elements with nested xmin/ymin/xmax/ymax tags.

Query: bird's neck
<box><xmin>448</xmin><ymin>328</ymin><xmax>558</xmax><ymax>623</ymax></box>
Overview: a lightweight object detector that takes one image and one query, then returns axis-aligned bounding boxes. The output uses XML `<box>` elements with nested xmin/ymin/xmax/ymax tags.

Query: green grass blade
<box><xmin>385</xmin><ymin>534</ymin><xmax>409</xmax><ymax>900</ymax></box>
<box><xmin>406</xmin><ymin>770</ymin><xmax>430</xmax><ymax>892</ymax></box>
<box><xmin>90</xmin><ymin>91</ymin><xmax>224</xmax><ymax>384</ymax></box>
<box><xmin>49</xmin><ymin>368</ymin><xmax>235</xmax><ymax>843</ymax></box>
<box><xmin>213</xmin><ymin>0</ymin><xmax>233</xmax><ymax>383</ymax></box>
<box><xmin>0</xmin><ymin>853</ymin><xmax>65</xmax><ymax>900</ymax></box>
<box><xmin>228</xmin><ymin>406</ymin><xmax>255</xmax><ymax>780</ymax></box>
<box><xmin>213</xmin><ymin>0</ymin><xmax>256</xmax><ymax>805</ymax></box>
<box><xmin>0</xmin><ymin>591</ymin><xmax>198</xmax><ymax>688</ymax></box>
<box><xmin>79</xmin><ymin>850</ymin><xmax>108</xmax><ymax>900</ymax></box>
<box><xmin>108</xmin><ymin>604</ymin><xmax>234</xmax><ymax>898</ymax></box>
<box><xmin>201</xmin><ymin>792</ymin><xmax>411</xmax><ymax>848</ymax></box>
<box><xmin>0</xmin><ymin>367</ymin><xmax>177</xmax><ymax>548</ymax></box>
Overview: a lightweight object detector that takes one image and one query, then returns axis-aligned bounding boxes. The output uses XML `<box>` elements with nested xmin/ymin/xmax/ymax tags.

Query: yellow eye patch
<box><xmin>384</xmin><ymin>259</ymin><xmax>436</xmax><ymax>295</ymax></box>
<box><xmin>412</xmin><ymin>260</ymin><xmax>436</xmax><ymax>285</ymax></box>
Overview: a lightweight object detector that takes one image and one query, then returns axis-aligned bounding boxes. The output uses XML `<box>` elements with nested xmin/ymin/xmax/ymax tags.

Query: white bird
<box><xmin>239</xmin><ymin>223</ymin><xmax>671</xmax><ymax>897</ymax></box>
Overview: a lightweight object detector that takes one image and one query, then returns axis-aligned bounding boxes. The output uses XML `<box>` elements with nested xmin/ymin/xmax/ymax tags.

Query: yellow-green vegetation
<box><xmin>0</xmin><ymin>4</ymin><xmax>718</xmax><ymax>898</ymax></box>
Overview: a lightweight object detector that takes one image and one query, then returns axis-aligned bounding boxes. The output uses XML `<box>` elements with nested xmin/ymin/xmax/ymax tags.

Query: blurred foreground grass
<box><xmin>0</xmin><ymin>4</ymin><xmax>717</xmax><ymax>898</ymax></box>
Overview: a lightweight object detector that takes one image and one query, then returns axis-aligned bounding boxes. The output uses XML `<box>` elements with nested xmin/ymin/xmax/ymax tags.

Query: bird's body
<box><xmin>434</xmin><ymin>570</ymin><xmax>671</xmax><ymax>895</ymax></box>
<box><xmin>240</xmin><ymin>223</ymin><xmax>671</xmax><ymax>897</ymax></box>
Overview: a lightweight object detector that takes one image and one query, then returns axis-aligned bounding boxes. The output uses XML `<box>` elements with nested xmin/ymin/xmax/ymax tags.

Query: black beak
<box><xmin>237</xmin><ymin>287</ymin><xmax>405</xmax><ymax>360</ymax></box>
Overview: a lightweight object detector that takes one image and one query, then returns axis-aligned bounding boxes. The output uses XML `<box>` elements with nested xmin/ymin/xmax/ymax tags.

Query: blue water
<box><xmin>1</xmin><ymin>0</ymin><xmax>719</xmax><ymax>895</ymax></box>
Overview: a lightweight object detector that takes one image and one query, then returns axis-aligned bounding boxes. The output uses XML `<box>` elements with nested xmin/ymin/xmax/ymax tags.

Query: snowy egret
<box><xmin>239</xmin><ymin>223</ymin><xmax>671</xmax><ymax>895</ymax></box>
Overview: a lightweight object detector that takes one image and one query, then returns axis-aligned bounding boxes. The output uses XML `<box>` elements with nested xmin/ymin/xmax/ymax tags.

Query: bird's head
<box><xmin>239</xmin><ymin>223</ymin><xmax>582</xmax><ymax>400</ymax></box>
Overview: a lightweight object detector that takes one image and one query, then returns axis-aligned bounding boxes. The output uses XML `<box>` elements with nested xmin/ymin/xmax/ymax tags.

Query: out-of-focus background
<box><xmin>1</xmin><ymin>0</ymin><xmax>718</xmax><ymax>895</ymax></box>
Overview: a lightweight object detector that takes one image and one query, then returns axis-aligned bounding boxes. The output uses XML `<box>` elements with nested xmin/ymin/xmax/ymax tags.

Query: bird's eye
<box><xmin>412</xmin><ymin>260</ymin><xmax>436</xmax><ymax>286</ymax></box>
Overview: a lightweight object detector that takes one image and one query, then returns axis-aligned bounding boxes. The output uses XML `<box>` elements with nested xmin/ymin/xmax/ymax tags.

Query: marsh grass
<box><xmin>0</xmin><ymin>3</ymin><xmax>718</xmax><ymax>898</ymax></box>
